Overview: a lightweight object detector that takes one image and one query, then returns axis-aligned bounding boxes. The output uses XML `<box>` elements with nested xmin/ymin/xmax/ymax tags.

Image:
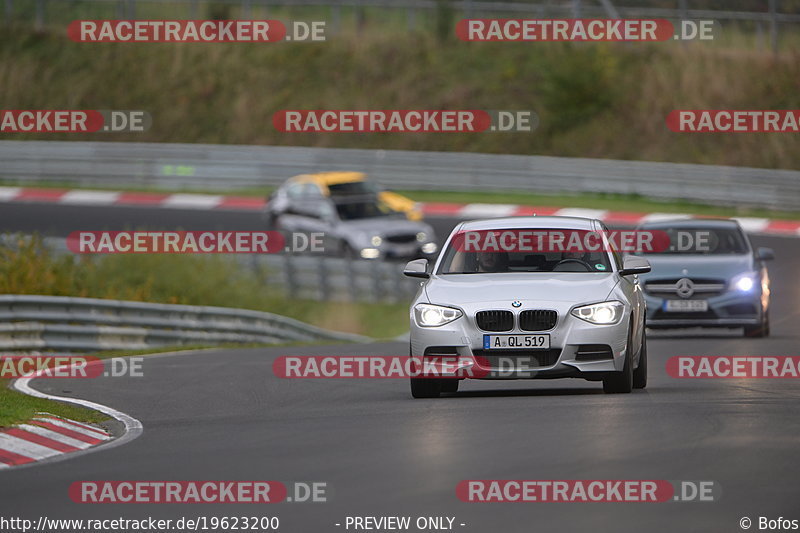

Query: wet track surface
<box><xmin>1</xmin><ymin>203</ymin><xmax>799</xmax><ymax>532</ymax></box>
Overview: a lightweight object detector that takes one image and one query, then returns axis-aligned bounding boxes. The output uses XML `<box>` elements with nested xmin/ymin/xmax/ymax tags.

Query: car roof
<box><xmin>457</xmin><ymin>216</ymin><xmax>598</xmax><ymax>231</ymax></box>
<box><xmin>290</xmin><ymin>172</ymin><xmax>366</xmax><ymax>186</ymax></box>
<box><xmin>637</xmin><ymin>217</ymin><xmax>742</xmax><ymax>230</ymax></box>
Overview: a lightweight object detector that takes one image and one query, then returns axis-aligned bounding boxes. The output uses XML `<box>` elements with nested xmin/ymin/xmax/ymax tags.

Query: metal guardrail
<box><xmin>1</xmin><ymin>234</ymin><xmax>422</xmax><ymax>304</ymax></box>
<box><xmin>0</xmin><ymin>295</ymin><xmax>370</xmax><ymax>352</ymax></box>
<box><xmin>1</xmin><ymin>140</ymin><xmax>799</xmax><ymax>210</ymax></box>
<box><xmin>255</xmin><ymin>254</ymin><xmax>422</xmax><ymax>302</ymax></box>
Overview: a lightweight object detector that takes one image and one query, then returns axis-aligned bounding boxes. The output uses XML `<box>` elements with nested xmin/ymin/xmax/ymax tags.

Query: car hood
<box><xmin>638</xmin><ymin>253</ymin><xmax>755</xmax><ymax>282</ymax></box>
<box><xmin>424</xmin><ymin>273</ymin><xmax>619</xmax><ymax>305</ymax></box>
<box><xmin>339</xmin><ymin>217</ymin><xmax>432</xmax><ymax>237</ymax></box>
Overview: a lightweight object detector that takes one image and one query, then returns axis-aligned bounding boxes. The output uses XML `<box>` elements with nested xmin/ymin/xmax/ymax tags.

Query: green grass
<box><xmin>0</xmin><ymin>385</ymin><xmax>110</xmax><ymax>428</ymax></box>
<box><xmin>0</xmin><ymin>236</ymin><xmax>410</xmax><ymax>339</ymax></box>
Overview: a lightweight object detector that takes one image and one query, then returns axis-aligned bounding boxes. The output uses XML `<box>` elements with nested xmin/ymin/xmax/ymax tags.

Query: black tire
<box><xmin>410</xmin><ymin>378</ymin><xmax>441</xmax><ymax>398</ymax></box>
<box><xmin>441</xmin><ymin>379</ymin><xmax>459</xmax><ymax>393</ymax></box>
<box><xmin>744</xmin><ymin>309</ymin><xmax>770</xmax><ymax>338</ymax></box>
<box><xmin>603</xmin><ymin>321</ymin><xmax>634</xmax><ymax>394</ymax></box>
<box><xmin>633</xmin><ymin>328</ymin><xmax>647</xmax><ymax>390</ymax></box>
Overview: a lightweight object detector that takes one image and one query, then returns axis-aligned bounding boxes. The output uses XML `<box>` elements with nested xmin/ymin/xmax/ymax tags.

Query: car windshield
<box><xmin>437</xmin><ymin>247</ymin><xmax>613</xmax><ymax>274</ymax></box>
<box><xmin>328</xmin><ymin>182</ymin><xmax>378</xmax><ymax>196</ymax></box>
<box><xmin>637</xmin><ymin>226</ymin><xmax>749</xmax><ymax>255</ymax></box>
<box><xmin>335</xmin><ymin>200</ymin><xmax>398</xmax><ymax>220</ymax></box>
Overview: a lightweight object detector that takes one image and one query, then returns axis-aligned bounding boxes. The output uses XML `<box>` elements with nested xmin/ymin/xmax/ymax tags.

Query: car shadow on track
<box><xmin>439</xmin><ymin>387</ymin><xmax>613</xmax><ymax>398</ymax></box>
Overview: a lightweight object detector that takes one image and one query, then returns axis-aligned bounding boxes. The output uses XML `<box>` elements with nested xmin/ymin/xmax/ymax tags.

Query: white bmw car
<box><xmin>403</xmin><ymin>216</ymin><xmax>651</xmax><ymax>398</ymax></box>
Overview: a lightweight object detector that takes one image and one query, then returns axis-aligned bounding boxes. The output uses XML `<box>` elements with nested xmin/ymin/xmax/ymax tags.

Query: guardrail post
<box><xmin>407</xmin><ymin>7</ymin><xmax>416</xmax><ymax>31</ymax></box>
<box><xmin>319</xmin><ymin>257</ymin><xmax>330</xmax><ymax>301</ymax></box>
<box><xmin>347</xmin><ymin>256</ymin><xmax>357</xmax><ymax>302</ymax></box>
<box><xmin>4</xmin><ymin>0</ymin><xmax>12</xmax><ymax>25</ymax></box>
<box><xmin>370</xmin><ymin>260</ymin><xmax>383</xmax><ymax>303</ymax></box>
<box><xmin>284</xmin><ymin>253</ymin><xmax>297</xmax><ymax>298</ymax></box>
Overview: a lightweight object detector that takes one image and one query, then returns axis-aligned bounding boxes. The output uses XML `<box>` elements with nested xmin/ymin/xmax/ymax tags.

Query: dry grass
<box><xmin>0</xmin><ymin>27</ymin><xmax>798</xmax><ymax>168</ymax></box>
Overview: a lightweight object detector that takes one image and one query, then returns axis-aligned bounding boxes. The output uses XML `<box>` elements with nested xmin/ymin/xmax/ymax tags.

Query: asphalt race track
<box><xmin>1</xmin><ymin>202</ymin><xmax>799</xmax><ymax>532</ymax></box>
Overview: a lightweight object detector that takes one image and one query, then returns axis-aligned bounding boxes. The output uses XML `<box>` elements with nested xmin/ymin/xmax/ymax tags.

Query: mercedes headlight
<box><xmin>731</xmin><ymin>272</ymin><xmax>757</xmax><ymax>292</ymax></box>
<box><xmin>414</xmin><ymin>304</ymin><xmax>462</xmax><ymax>327</ymax></box>
<box><xmin>421</xmin><ymin>242</ymin><xmax>438</xmax><ymax>254</ymax></box>
<box><xmin>571</xmin><ymin>301</ymin><xmax>624</xmax><ymax>325</ymax></box>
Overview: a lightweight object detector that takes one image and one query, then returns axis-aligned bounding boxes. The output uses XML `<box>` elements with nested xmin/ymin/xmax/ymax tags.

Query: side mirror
<box><xmin>619</xmin><ymin>255</ymin><xmax>651</xmax><ymax>276</ymax></box>
<box><xmin>404</xmin><ymin>258</ymin><xmax>430</xmax><ymax>279</ymax></box>
<box><xmin>757</xmin><ymin>247</ymin><xmax>775</xmax><ymax>261</ymax></box>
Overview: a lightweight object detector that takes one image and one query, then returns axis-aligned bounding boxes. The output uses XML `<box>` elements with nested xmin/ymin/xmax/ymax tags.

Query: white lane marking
<box><xmin>640</xmin><ymin>212</ymin><xmax>693</xmax><ymax>223</ymax></box>
<box><xmin>0</xmin><ymin>434</ymin><xmax>61</xmax><ymax>461</ymax></box>
<box><xmin>460</xmin><ymin>203</ymin><xmax>520</xmax><ymax>218</ymax></box>
<box><xmin>554</xmin><ymin>208</ymin><xmax>609</xmax><ymax>220</ymax></box>
<box><xmin>162</xmin><ymin>194</ymin><xmax>223</xmax><ymax>209</ymax></box>
<box><xmin>60</xmin><ymin>190</ymin><xmax>121</xmax><ymax>205</ymax></box>
<box><xmin>0</xmin><ymin>187</ymin><xmax>21</xmax><ymax>201</ymax></box>
<box><xmin>32</xmin><ymin>417</ymin><xmax>111</xmax><ymax>439</ymax></box>
<box><xmin>10</xmin><ymin>357</ymin><xmax>144</xmax><ymax>470</ymax></box>
<box><xmin>732</xmin><ymin>217</ymin><xmax>770</xmax><ymax>234</ymax></box>
<box><xmin>17</xmin><ymin>424</ymin><xmax>94</xmax><ymax>449</ymax></box>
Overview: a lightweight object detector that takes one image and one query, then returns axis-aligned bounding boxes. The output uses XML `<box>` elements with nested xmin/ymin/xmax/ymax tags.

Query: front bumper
<box><xmin>358</xmin><ymin>242</ymin><xmax>437</xmax><ymax>260</ymax></box>
<box><xmin>644</xmin><ymin>291</ymin><xmax>762</xmax><ymax>329</ymax></box>
<box><xmin>410</xmin><ymin>305</ymin><xmax>631</xmax><ymax>380</ymax></box>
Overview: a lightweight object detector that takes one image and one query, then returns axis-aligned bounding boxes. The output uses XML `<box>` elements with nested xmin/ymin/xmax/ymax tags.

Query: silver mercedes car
<box><xmin>403</xmin><ymin>216</ymin><xmax>651</xmax><ymax>398</ymax></box>
<box><xmin>634</xmin><ymin>218</ymin><xmax>773</xmax><ymax>337</ymax></box>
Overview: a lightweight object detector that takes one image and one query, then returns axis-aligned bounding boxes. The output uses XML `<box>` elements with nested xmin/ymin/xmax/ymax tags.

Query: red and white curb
<box><xmin>2</xmin><ymin>186</ymin><xmax>799</xmax><ymax>236</ymax></box>
<box><xmin>0</xmin><ymin>360</ymin><xmax>144</xmax><ymax>470</ymax></box>
<box><xmin>0</xmin><ymin>414</ymin><xmax>111</xmax><ymax>468</ymax></box>
<box><xmin>421</xmin><ymin>203</ymin><xmax>800</xmax><ymax>236</ymax></box>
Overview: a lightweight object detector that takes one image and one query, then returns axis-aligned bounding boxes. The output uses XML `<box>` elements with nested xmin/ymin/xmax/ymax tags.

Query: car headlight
<box><xmin>731</xmin><ymin>272</ymin><xmax>757</xmax><ymax>292</ymax></box>
<box><xmin>416</xmin><ymin>232</ymin><xmax>427</xmax><ymax>242</ymax></box>
<box><xmin>571</xmin><ymin>301</ymin><xmax>624</xmax><ymax>325</ymax></box>
<box><xmin>371</xmin><ymin>235</ymin><xmax>383</xmax><ymax>246</ymax></box>
<box><xmin>414</xmin><ymin>304</ymin><xmax>462</xmax><ymax>327</ymax></box>
<box><xmin>421</xmin><ymin>242</ymin><xmax>438</xmax><ymax>254</ymax></box>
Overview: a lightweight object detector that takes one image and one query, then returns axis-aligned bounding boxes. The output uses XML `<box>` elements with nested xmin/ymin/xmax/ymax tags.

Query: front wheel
<box><xmin>632</xmin><ymin>328</ymin><xmax>647</xmax><ymax>390</ymax></box>
<box><xmin>603</xmin><ymin>322</ymin><xmax>634</xmax><ymax>394</ymax></box>
<box><xmin>410</xmin><ymin>378</ymin><xmax>441</xmax><ymax>398</ymax></box>
<box><xmin>744</xmin><ymin>309</ymin><xmax>770</xmax><ymax>338</ymax></box>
